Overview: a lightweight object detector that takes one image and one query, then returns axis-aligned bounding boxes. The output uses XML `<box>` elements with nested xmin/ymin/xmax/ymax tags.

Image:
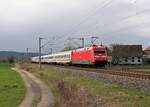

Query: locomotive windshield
<box><xmin>94</xmin><ymin>50</ymin><xmax>105</xmax><ymax>54</ymax></box>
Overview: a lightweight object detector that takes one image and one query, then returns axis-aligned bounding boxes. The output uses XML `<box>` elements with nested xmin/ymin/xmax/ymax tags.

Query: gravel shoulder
<box><xmin>41</xmin><ymin>64</ymin><xmax>150</xmax><ymax>93</ymax></box>
<box><xmin>13</xmin><ymin>68</ymin><xmax>53</xmax><ymax>107</ymax></box>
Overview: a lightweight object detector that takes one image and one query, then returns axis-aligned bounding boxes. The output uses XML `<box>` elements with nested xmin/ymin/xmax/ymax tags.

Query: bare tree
<box><xmin>7</xmin><ymin>56</ymin><xmax>15</xmax><ymax>63</ymax></box>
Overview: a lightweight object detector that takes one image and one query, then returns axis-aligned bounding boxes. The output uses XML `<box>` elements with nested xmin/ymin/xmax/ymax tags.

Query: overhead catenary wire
<box><xmin>79</xmin><ymin>7</ymin><xmax>150</xmax><ymax>43</ymax></box>
<box><xmin>50</xmin><ymin>0</ymin><xmax>114</xmax><ymax>52</ymax></box>
<box><xmin>90</xmin><ymin>7</ymin><xmax>150</xmax><ymax>37</ymax></box>
<box><xmin>92</xmin><ymin>7</ymin><xmax>150</xmax><ymax>31</ymax></box>
<box><xmin>55</xmin><ymin>0</ymin><xmax>149</xmax><ymax>46</ymax></box>
<box><xmin>47</xmin><ymin>0</ymin><xmax>113</xmax><ymax>52</ymax></box>
<box><xmin>35</xmin><ymin>0</ymin><xmax>112</xmax><ymax>52</ymax></box>
<box><xmin>67</xmin><ymin>37</ymin><xmax>81</xmax><ymax>47</ymax></box>
<box><xmin>97</xmin><ymin>20</ymin><xmax>150</xmax><ymax>36</ymax></box>
<box><xmin>43</xmin><ymin>0</ymin><xmax>150</xmax><ymax>51</ymax></box>
<box><xmin>54</xmin><ymin>0</ymin><xmax>113</xmax><ymax>42</ymax></box>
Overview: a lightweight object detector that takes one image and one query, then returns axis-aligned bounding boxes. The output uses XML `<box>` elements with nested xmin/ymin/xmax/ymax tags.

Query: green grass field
<box><xmin>21</xmin><ymin>63</ymin><xmax>150</xmax><ymax>107</ymax></box>
<box><xmin>0</xmin><ymin>63</ymin><xmax>25</xmax><ymax>107</ymax></box>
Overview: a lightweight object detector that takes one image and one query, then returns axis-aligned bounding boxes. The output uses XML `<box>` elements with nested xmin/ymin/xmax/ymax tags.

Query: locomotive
<box><xmin>31</xmin><ymin>45</ymin><xmax>108</xmax><ymax>67</ymax></box>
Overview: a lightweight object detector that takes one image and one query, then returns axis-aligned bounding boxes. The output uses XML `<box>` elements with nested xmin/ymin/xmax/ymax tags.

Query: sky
<box><xmin>0</xmin><ymin>0</ymin><xmax>150</xmax><ymax>52</ymax></box>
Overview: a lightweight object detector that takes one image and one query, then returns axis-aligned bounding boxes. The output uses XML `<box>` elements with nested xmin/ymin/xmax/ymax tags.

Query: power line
<box><xmin>93</xmin><ymin>7</ymin><xmax>150</xmax><ymax>31</ymax></box>
<box><xmin>98</xmin><ymin>20</ymin><xmax>150</xmax><ymax>36</ymax></box>
<box><xmin>67</xmin><ymin>38</ymin><xmax>81</xmax><ymax>47</ymax></box>
<box><xmin>91</xmin><ymin>36</ymin><xmax>99</xmax><ymax>45</ymax></box>
<box><xmin>55</xmin><ymin>0</ymin><xmax>113</xmax><ymax>43</ymax></box>
<box><xmin>45</xmin><ymin>0</ymin><xmax>150</xmax><ymax>50</ymax></box>
<box><xmin>42</xmin><ymin>47</ymin><xmax>53</xmax><ymax>54</ymax></box>
<box><xmin>68</xmin><ymin>37</ymin><xmax>85</xmax><ymax>48</ymax></box>
<box><xmin>40</xmin><ymin>0</ymin><xmax>113</xmax><ymax>51</ymax></box>
<box><xmin>52</xmin><ymin>0</ymin><xmax>113</xmax><ymax>51</ymax></box>
<box><xmin>41</xmin><ymin>41</ymin><xmax>54</xmax><ymax>48</ymax></box>
<box><xmin>79</xmin><ymin>8</ymin><xmax>150</xmax><ymax>41</ymax></box>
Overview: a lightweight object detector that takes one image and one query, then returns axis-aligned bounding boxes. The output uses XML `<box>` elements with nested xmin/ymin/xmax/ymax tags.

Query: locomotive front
<box><xmin>93</xmin><ymin>45</ymin><xmax>108</xmax><ymax>66</ymax></box>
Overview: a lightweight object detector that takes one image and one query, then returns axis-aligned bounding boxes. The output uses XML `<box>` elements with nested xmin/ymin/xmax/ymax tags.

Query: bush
<box><xmin>7</xmin><ymin>56</ymin><xmax>15</xmax><ymax>63</ymax></box>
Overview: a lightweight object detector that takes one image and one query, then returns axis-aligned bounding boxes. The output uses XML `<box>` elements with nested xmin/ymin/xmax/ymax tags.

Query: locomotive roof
<box><xmin>143</xmin><ymin>47</ymin><xmax>150</xmax><ymax>55</ymax></box>
<box><xmin>73</xmin><ymin>45</ymin><xmax>105</xmax><ymax>52</ymax></box>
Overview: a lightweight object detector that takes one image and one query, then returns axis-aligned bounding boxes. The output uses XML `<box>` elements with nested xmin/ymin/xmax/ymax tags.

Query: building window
<box><xmin>138</xmin><ymin>59</ymin><xmax>141</xmax><ymax>62</ymax></box>
<box><xmin>125</xmin><ymin>57</ymin><xmax>128</xmax><ymax>62</ymax></box>
<box><xmin>132</xmin><ymin>57</ymin><xmax>134</xmax><ymax>62</ymax></box>
<box><xmin>138</xmin><ymin>57</ymin><xmax>141</xmax><ymax>62</ymax></box>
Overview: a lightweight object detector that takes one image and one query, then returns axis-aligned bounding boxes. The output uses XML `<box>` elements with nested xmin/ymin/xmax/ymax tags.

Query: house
<box><xmin>106</xmin><ymin>47</ymin><xmax>112</xmax><ymax>63</ymax></box>
<box><xmin>143</xmin><ymin>47</ymin><xmax>150</xmax><ymax>64</ymax></box>
<box><xmin>112</xmin><ymin>45</ymin><xmax>143</xmax><ymax>65</ymax></box>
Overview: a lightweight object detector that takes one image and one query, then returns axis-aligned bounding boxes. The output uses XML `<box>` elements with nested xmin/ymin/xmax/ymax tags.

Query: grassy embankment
<box><xmin>0</xmin><ymin>62</ymin><xmax>25</xmax><ymax>107</ymax></box>
<box><xmin>21</xmin><ymin>63</ymin><xmax>150</xmax><ymax>107</ymax></box>
<box><xmin>128</xmin><ymin>65</ymin><xmax>150</xmax><ymax>72</ymax></box>
<box><xmin>108</xmin><ymin>65</ymin><xmax>150</xmax><ymax>73</ymax></box>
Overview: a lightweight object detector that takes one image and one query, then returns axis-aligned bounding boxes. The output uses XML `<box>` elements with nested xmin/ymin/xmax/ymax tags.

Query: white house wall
<box><xmin>119</xmin><ymin>57</ymin><xmax>142</xmax><ymax>65</ymax></box>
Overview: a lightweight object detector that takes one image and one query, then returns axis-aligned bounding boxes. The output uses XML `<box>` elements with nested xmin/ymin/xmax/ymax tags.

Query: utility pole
<box><xmin>26</xmin><ymin>48</ymin><xmax>29</xmax><ymax>55</ymax></box>
<box><xmin>79</xmin><ymin>37</ymin><xmax>84</xmax><ymax>48</ymax></box>
<box><xmin>26</xmin><ymin>48</ymin><xmax>29</xmax><ymax>61</ymax></box>
<box><xmin>39</xmin><ymin>37</ymin><xmax>44</xmax><ymax>69</ymax></box>
<box><xmin>50</xmin><ymin>48</ymin><xmax>53</xmax><ymax>54</ymax></box>
<box><xmin>38</xmin><ymin>36</ymin><xmax>54</xmax><ymax>69</ymax></box>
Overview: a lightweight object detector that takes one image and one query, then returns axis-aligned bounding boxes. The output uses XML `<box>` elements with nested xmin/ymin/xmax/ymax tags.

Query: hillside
<box><xmin>0</xmin><ymin>51</ymin><xmax>38</xmax><ymax>61</ymax></box>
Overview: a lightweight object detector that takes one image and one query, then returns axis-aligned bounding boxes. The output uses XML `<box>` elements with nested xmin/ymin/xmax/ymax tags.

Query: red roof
<box><xmin>144</xmin><ymin>47</ymin><xmax>150</xmax><ymax>51</ymax></box>
<box><xmin>144</xmin><ymin>47</ymin><xmax>150</xmax><ymax>55</ymax></box>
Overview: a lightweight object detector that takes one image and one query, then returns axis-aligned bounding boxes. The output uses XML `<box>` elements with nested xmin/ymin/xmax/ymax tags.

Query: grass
<box><xmin>108</xmin><ymin>65</ymin><xmax>150</xmax><ymax>73</ymax></box>
<box><xmin>127</xmin><ymin>65</ymin><xmax>150</xmax><ymax>72</ymax></box>
<box><xmin>20</xmin><ymin>63</ymin><xmax>150</xmax><ymax>107</ymax></box>
<box><xmin>0</xmin><ymin>62</ymin><xmax>25</xmax><ymax>107</ymax></box>
<box><xmin>69</xmin><ymin>78</ymin><xmax>150</xmax><ymax>107</ymax></box>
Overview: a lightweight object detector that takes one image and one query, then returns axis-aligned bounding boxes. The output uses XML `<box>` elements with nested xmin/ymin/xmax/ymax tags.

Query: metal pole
<box><xmin>39</xmin><ymin>37</ymin><xmax>42</xmax><ymax>69</ymax></box>
<box><xmin>82</xmin><ymin>38</ymin><xmax>84</xmax><ymax>48</ymax></box>
<box><xmin>26</xmin><ymin>48</ymin><xmax>29</xmax><ymax>61</ymax></box>
<box><xmin>50</xmin><ymin>48</ymin><xmax>52</xmax><ymax>54</ymax></box>
<box><xmin>80</xmin><ymin>38</ymin><xmax>84</xmax><ymax>48</ymax></box>
<box><xmin>26</xmin><ymin>48</ymin><xmax>29</xmax><ymax>55</ymax></box>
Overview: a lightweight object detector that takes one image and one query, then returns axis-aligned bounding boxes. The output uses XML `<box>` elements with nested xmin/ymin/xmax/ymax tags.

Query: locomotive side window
<box><xmin>94</xmin><ymin>50</ymin><xmax>105</xmax><ymax>54</ymax></box>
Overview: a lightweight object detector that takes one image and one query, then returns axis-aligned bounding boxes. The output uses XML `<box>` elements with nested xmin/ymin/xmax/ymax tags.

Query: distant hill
<box><xmin>0</xmin><ymin>51</ymin><xmax>39</xmax><ymax>61</ymax></box>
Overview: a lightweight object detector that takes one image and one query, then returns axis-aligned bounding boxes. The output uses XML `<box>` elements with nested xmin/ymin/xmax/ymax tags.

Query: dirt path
<box><xmin>13</xmin><ymin>68</ymin><xmax>53</xmax><ymax>107</ymax></box>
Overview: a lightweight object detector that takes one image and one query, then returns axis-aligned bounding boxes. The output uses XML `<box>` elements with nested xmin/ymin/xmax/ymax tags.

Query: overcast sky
<box><xmin>0</xmin><ymin>0</ymin><xmax>150</xmax><ymax>52</ymax></box>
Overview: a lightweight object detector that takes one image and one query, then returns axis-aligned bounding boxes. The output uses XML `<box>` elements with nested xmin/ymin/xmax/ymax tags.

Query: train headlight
<box><xmin>95</xmin><ymin>56</ymin><xmax>100</xmax><ymax>58</ymax></box>
<box><xmin>95</xmin><ymin>56</ymin><xmax>106</xmax><ymax>58</ymax></box>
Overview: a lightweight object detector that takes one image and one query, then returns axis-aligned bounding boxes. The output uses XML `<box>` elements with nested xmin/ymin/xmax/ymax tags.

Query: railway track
<box><xmin>42</xmin><ymin>64</ymin><xmax>150</xmax><ymax>80</ymax></box>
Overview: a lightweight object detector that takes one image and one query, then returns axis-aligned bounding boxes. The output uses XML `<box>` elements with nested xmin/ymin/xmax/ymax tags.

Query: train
<box><xmin>31</xmin><ymin>44</ymin><xmax>108</xmax><ymax>67</ymax></box>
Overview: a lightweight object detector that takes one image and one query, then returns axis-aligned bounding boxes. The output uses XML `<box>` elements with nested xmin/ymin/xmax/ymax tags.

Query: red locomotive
<box><xmin>72</xmin><ymin>45</ymin><xmax>108</xmax><ymax>66</ymax></box>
